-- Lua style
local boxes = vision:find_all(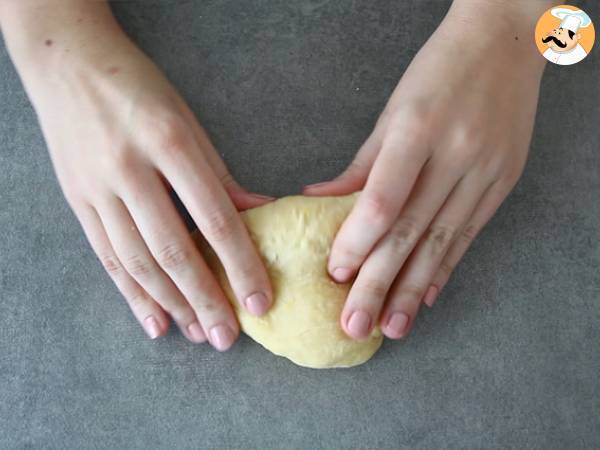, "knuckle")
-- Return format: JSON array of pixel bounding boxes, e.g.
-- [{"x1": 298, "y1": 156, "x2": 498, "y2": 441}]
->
[
  {"x1": 62, "y1": 186, "x2": 83, "y2": 209},
  {"x1": 83, "y1": 184, "x2": 112, "y2": 206},
  {"x1": 360, "y1": 278, "x2": 389, "y2": 300},
  {"x1": 397, "y1": 283, "x2": 426, "y2": 302},
  {"x1": 361, "y1": 191, "x2": 395, "y2": 227},
  {"x1": 387, "y1": 217, "x2": 420, "y2": 252},
  {"x1": 499, "y1": 165, "x2": 524, "y2": 188},
  {"x1": 385, "y1": 116, "x2": 428, "y2": 148},
  {"x1": 446, "y1": 149, "x2": 479, "y2": 174},
  {"x1": 100, "y1": 254, "x2": 123, "y2": 276},
  {"x1": 336, "y1": 245, "x2": 367, "y2": 266},
  {"x1": 219, "y1": 172, "x2": 233, "y2": 191},
  {"x1": 474, "y1": 150, "x2": 503, "y2": 178},
  {"x1": 168, "y1": 305, "x2": 196, "y2": 323},
  {"x1": 156, "y1": 242, "x2": 191, "y2": 271},
  {"x1": 107, "y1": 146, "x2": 139, "y2": 179},
  {"x1": 450, "y1": 124, "x2": 483, "y2": 151},
  {"x1": 425, "y1": 224, "x2": 456, "y2": 255},
  {"x1": 232, "y1": 262, "x2": 262, "y2": 287},
  {"x1": 123, "y1": 254, "x2": 155, "y2": 277},
  {"x1": 407, "y1": 99, "x2": 433, "y2": 121},
  {"x1": 455, "y1": 148, "x2": 480, "y2": 171},
  {"x1": 461, "y1": 224, "x2": 479, "y2": 244},
  {"x1": 386, "y1": 102, "x2": 432, "y2": 140},
  {"x1": 127, "y1": 290, "x2": 150, "y2": 309},
  {"x1": 219, "y1": 172, "x2": 235, "y2": 188},
  {"x1": 192, "y1": 300, "x2": 220, "y2": 316},
  {"x1": 344, "y1": 160, "x2": 364, "y2": 178},
  {"x1": 438, "y1": 261, "x2": 454, "y2": 278},
  {"x1": 147, "y1": 114, "x2": 190, "y2": 155},
  {"x1": 202, "y1": 208, "x2": 237, "y2": 243}
]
